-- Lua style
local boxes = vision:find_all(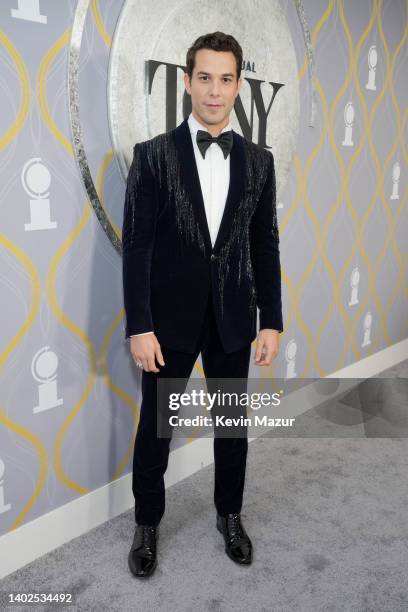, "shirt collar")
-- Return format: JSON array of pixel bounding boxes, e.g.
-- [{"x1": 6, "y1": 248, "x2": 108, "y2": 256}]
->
[{"x1": 187, "y1": 112, "x2": 231, "y2": 137}]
